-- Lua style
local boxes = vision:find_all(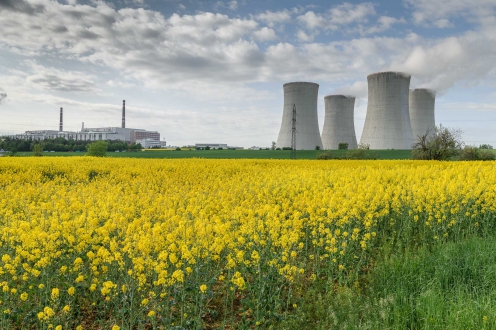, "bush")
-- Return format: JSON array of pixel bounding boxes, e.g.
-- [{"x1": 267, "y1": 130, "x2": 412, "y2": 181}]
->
[
  {"x1": 86, "y1": 141, "x2": 108, "y2": 157},
  {"x1": 315, "y1": 145, "x2": 320, "y2": 150},
  {"x1": 459, "y1": 146, "x2": 480, "y2": 161},
  {"x1": 412, "y1": 125, "x2": 463, "y2": 160},
  {"x1": 479, "y1": 149, "x2": 495, "y2": 161},
  {"x1": 175, "y1": 147, "x2": 181, "y2": 151},
  {"x1": 338, "y1": 143, "x2": 348, "y2": 150},
  {"x1": 316, "y1": 151, "x2": 337, "y2": 160},
  {"x1": 282, "y1": 147, "x2": 292, "y2": 150},
  {"x1": 479, "y1": 144, "x2": 493, "y2": 149},
  {"x1": 345, "y1": 148, "x2": 378, "y2": 160},
  {"x1": 459, "y1": 146, "x2": 495, "y2": 161}
]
